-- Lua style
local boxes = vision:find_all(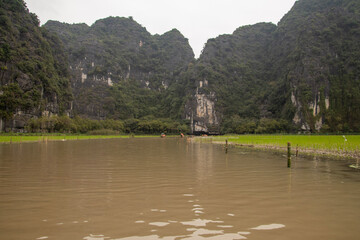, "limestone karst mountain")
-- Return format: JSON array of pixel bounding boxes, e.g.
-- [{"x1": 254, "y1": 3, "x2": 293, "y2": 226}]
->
[
  {"x1": 0, "y1": 0, "x2": 72, "y2": 130},
  {"x1": 1, "y1": 0, "x2": 360, "y2": 133},
  {"x1": 184, "y1": 0, "x2": 360, "y2": 133},
  {"x1": 44, "y1": 17, "x2": 194, "y2": 119}
]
